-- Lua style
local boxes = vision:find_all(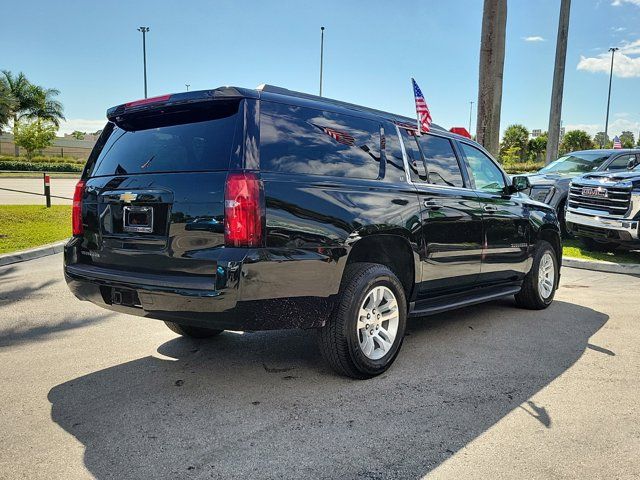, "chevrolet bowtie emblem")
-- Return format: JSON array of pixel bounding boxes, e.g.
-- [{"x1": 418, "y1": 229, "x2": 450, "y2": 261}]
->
[{"x1": 120, "y1": 192, "x2": 137, "y2": 203}]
